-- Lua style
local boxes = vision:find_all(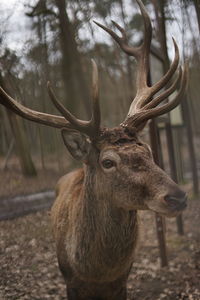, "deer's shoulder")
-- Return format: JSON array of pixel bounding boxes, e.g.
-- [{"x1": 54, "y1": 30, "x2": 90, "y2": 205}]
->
[
  {"x1": 51, "y1": 168, "x2": 84, "y2": 235},
  {"x1": 55, "y1": 168, "x2": 84, "y2": 197}
]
